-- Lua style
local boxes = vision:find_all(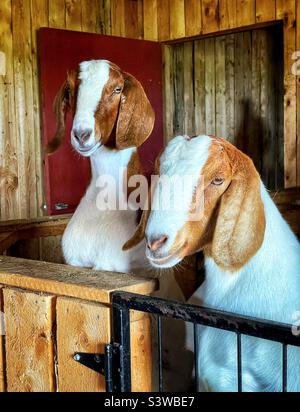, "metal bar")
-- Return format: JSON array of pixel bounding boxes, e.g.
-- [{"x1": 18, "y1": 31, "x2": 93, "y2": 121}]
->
[
  {"x1": 105, "y1": 345, "x2": 113, "y2": 392},
  {"x1": 282, "y1": 343, "x2": 288, "y2": 392},
  {"x1": 112, "y1": 305, "x2": 131, "y2": 392},
  {"x1": 112, "y1": 292, "x2": 300, "y2": 347},
  {"x1": 237, "y1": 333, "x2": 242, "y2": 392},
  {"x1": 157, "y1": 315, "x2": 163, "y2": 392},
  {"x1": 194, "y1": 323, "x2": 200, "y2": 392}
]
